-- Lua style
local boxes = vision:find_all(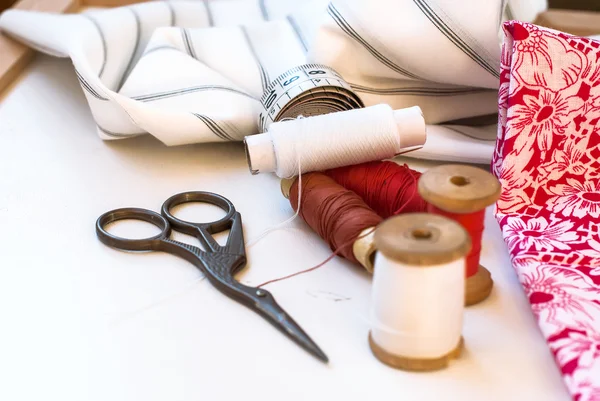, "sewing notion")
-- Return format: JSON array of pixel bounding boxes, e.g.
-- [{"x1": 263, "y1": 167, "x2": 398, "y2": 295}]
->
[
  {"x1": 256, "y1": 64, "x2": 363, "y2": 133},
  {"x1": 245, "y1": 104, "x2": 426, "y2": 177},
  {"x1": 369, "y1": 213, "x2": 470, "y2": 371},
  {"x1": 418, "y1": 165, "x2": 501, "y2": 305},
  {"x1": 95, "y1": 191, "x2": 328, "y2": 363},
  {"x1": 245, "y1": 64, "x2": 426, "y2": 176},
  {"x1": 279, "y1": 161, "x2": 425, "y2": 270},
  {"x1": 280, "y1": 162, "x2": 500, "y2": 307}
]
